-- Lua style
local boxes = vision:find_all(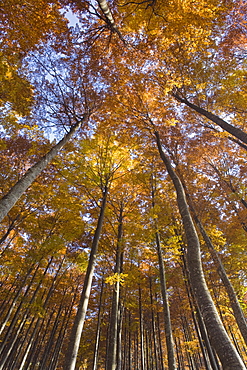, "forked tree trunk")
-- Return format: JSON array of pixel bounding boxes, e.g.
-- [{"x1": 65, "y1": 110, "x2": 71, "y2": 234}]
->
[
  {"x1": 154, "y1": 130, "x2": 246, "y2": 370},
  {"x1": 172, "y1": 93, "x2": 247, "y2": 145},
  {"x1": 64, "y1": 186, "x2": 108, "y2": 370},
  {"x1": 0, "y1": 116, "x2": 88, "y2": 223},
  {"x1": 96, "y1": 0, "x2": 126, "y2": 43}
]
